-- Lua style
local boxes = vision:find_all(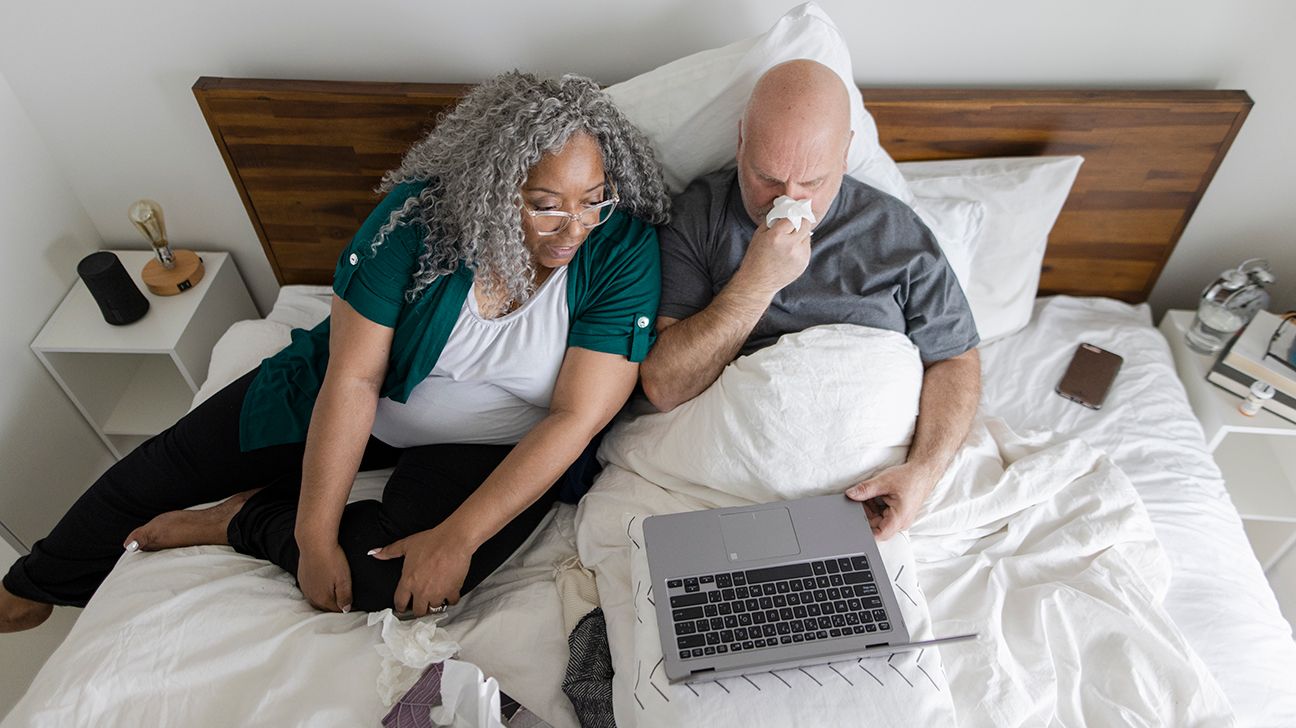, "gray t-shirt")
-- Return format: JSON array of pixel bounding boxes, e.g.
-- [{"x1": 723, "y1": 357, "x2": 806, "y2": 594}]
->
[{"x1": 658, "y1": 169, "x2": 979, "y2": 361}]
